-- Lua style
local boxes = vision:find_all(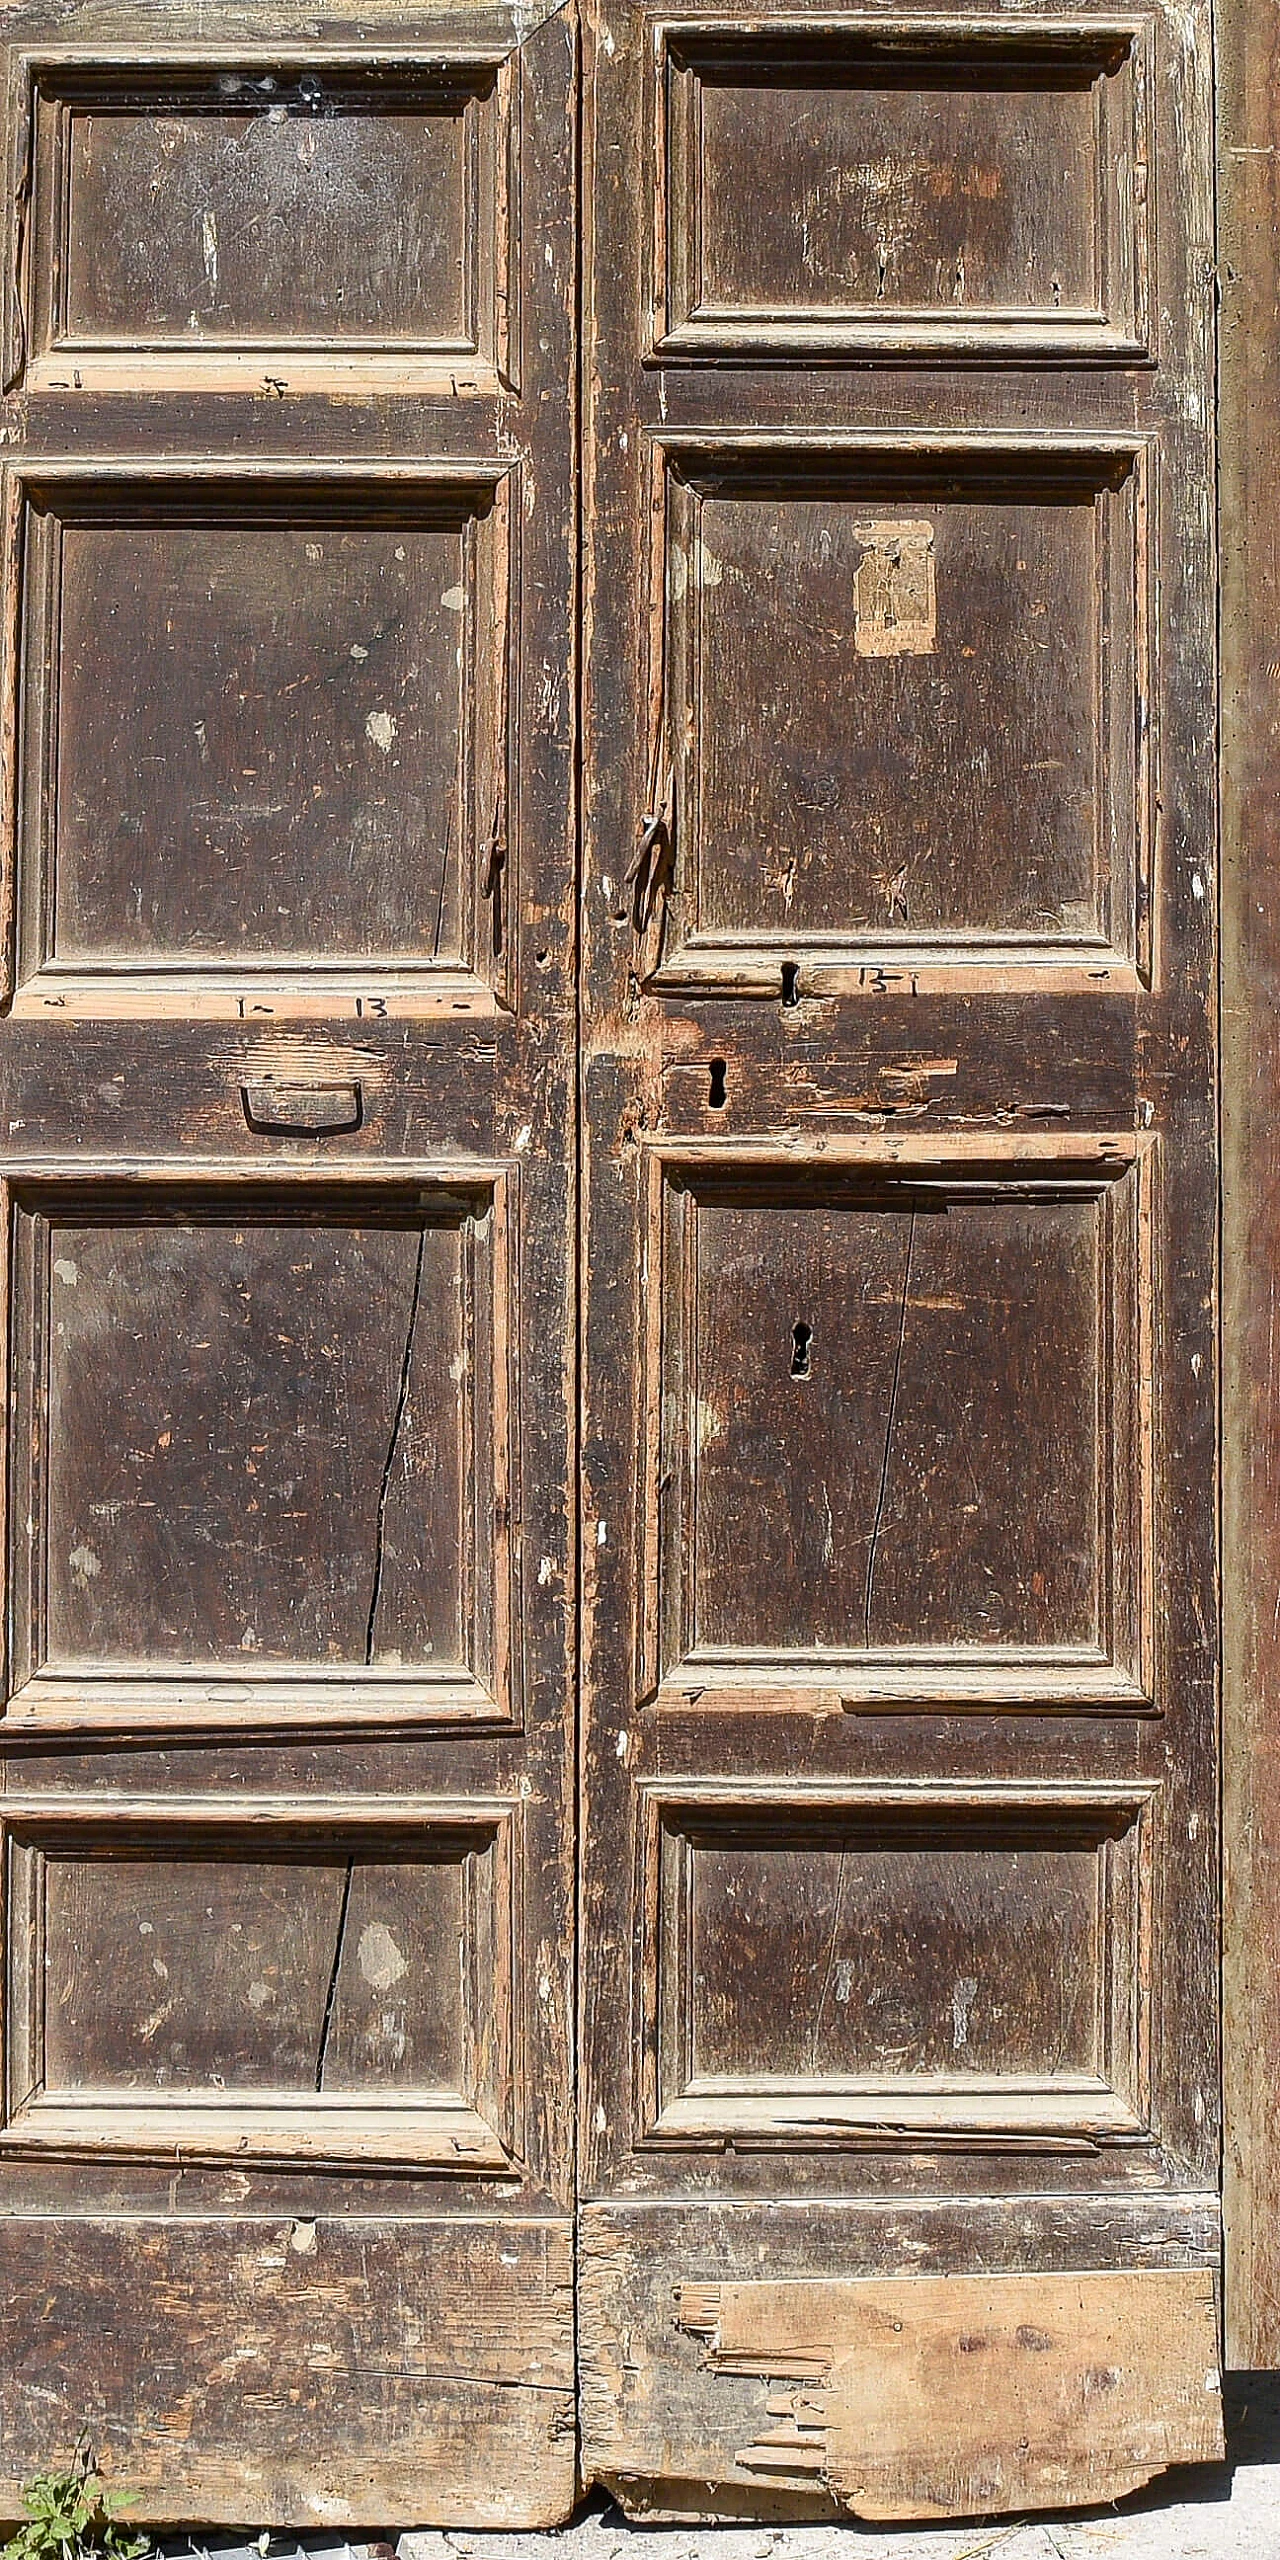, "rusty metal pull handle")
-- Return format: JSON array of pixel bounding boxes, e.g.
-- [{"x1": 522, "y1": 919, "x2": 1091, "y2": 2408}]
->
[
  {"x1": 241, "y1": 1081, "x2": 362, "y2": 1135},
  {"x1": 625, "y1": 802, "x2": 672, "y2": 933}
]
